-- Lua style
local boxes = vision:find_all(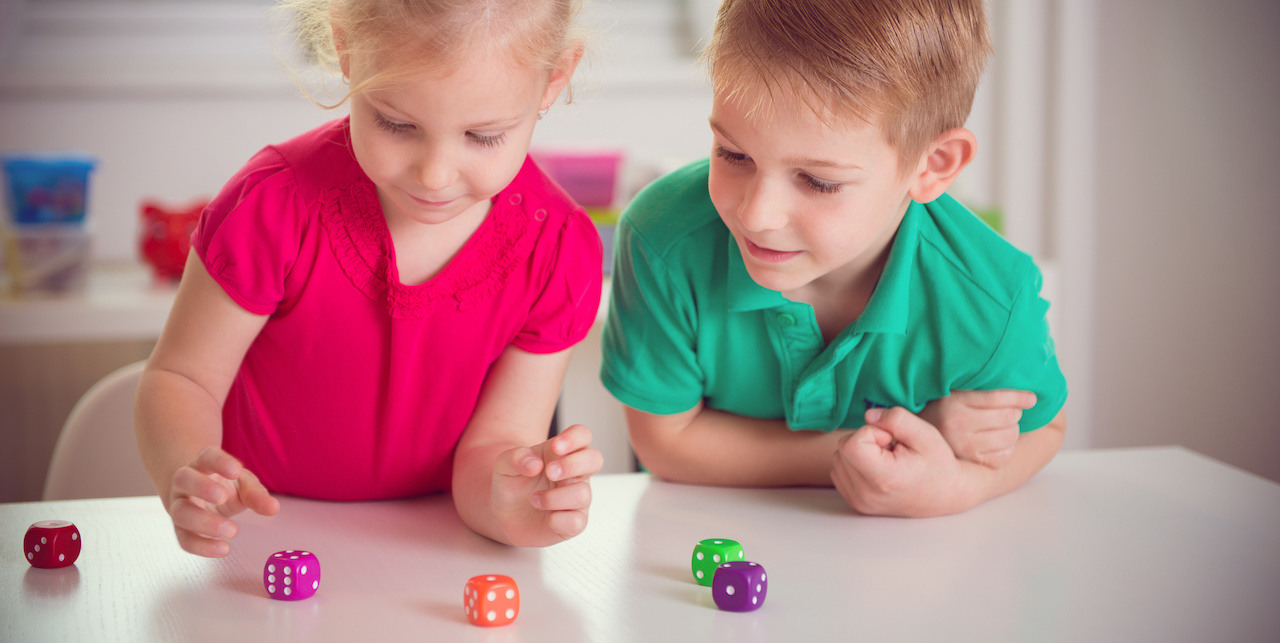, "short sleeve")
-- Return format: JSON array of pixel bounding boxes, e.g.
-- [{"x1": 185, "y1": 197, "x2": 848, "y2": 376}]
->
[
  {"x1": 192, "y1": 147, "x2": 308, "y2": 316},
  {"x1": 600, "y1": 217, "x2": 704, "y2": 415},
  {"x1": 512, "y1": 210, "x2": 604, "y2": 353},
  {"x1": 962, "y1": 265, "x2": 1069, "y2": 431}
]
